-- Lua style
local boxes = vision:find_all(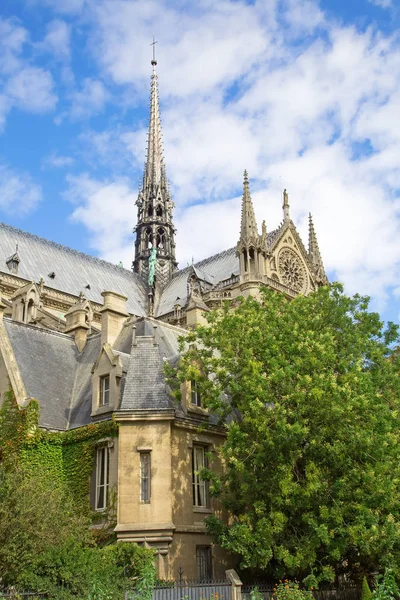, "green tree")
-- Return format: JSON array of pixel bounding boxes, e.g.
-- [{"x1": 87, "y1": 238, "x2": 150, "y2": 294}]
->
[{"x1": 168, "y1": 285, "x2": 400, "y2": 584}]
